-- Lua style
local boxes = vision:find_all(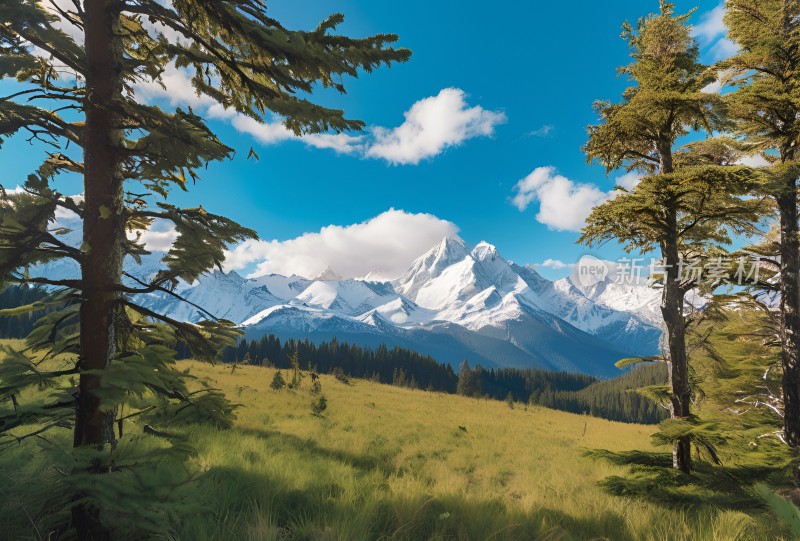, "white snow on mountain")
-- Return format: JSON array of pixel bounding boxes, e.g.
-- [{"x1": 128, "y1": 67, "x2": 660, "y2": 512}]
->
[
  {"x1": 557, "y1": 273, "x2": 663, "y2": 327},
  {"x1": 31, "y1": 221, "x2": 670, "y2": 376}
]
